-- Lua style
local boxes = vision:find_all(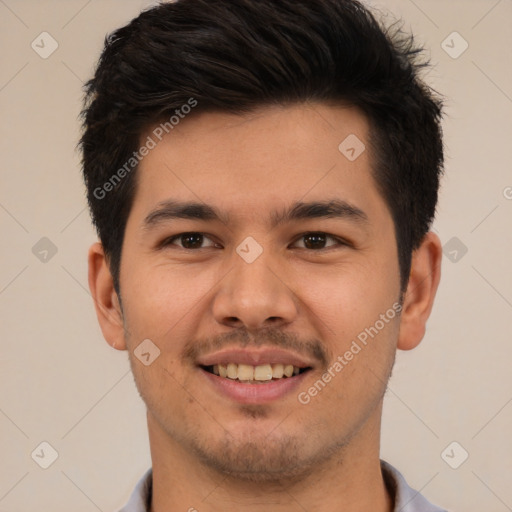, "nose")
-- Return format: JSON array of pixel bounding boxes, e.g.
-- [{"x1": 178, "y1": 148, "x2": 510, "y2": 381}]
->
[{"x1": 211, "y1": 245, "x2": 299, "y2": 331}]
